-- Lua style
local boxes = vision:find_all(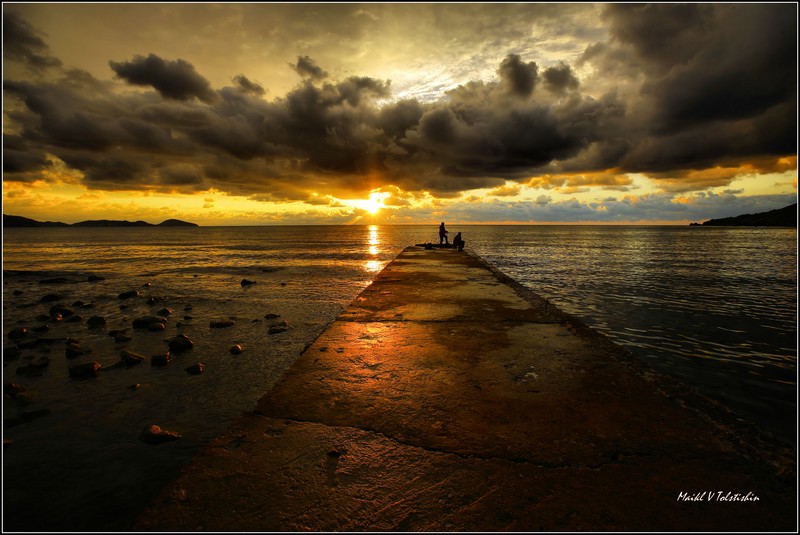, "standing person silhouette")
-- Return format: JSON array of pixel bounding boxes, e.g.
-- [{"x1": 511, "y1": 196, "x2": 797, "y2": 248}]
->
[{"x1": 438, "y1": 222, "x2": 449, "y2": 244}]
